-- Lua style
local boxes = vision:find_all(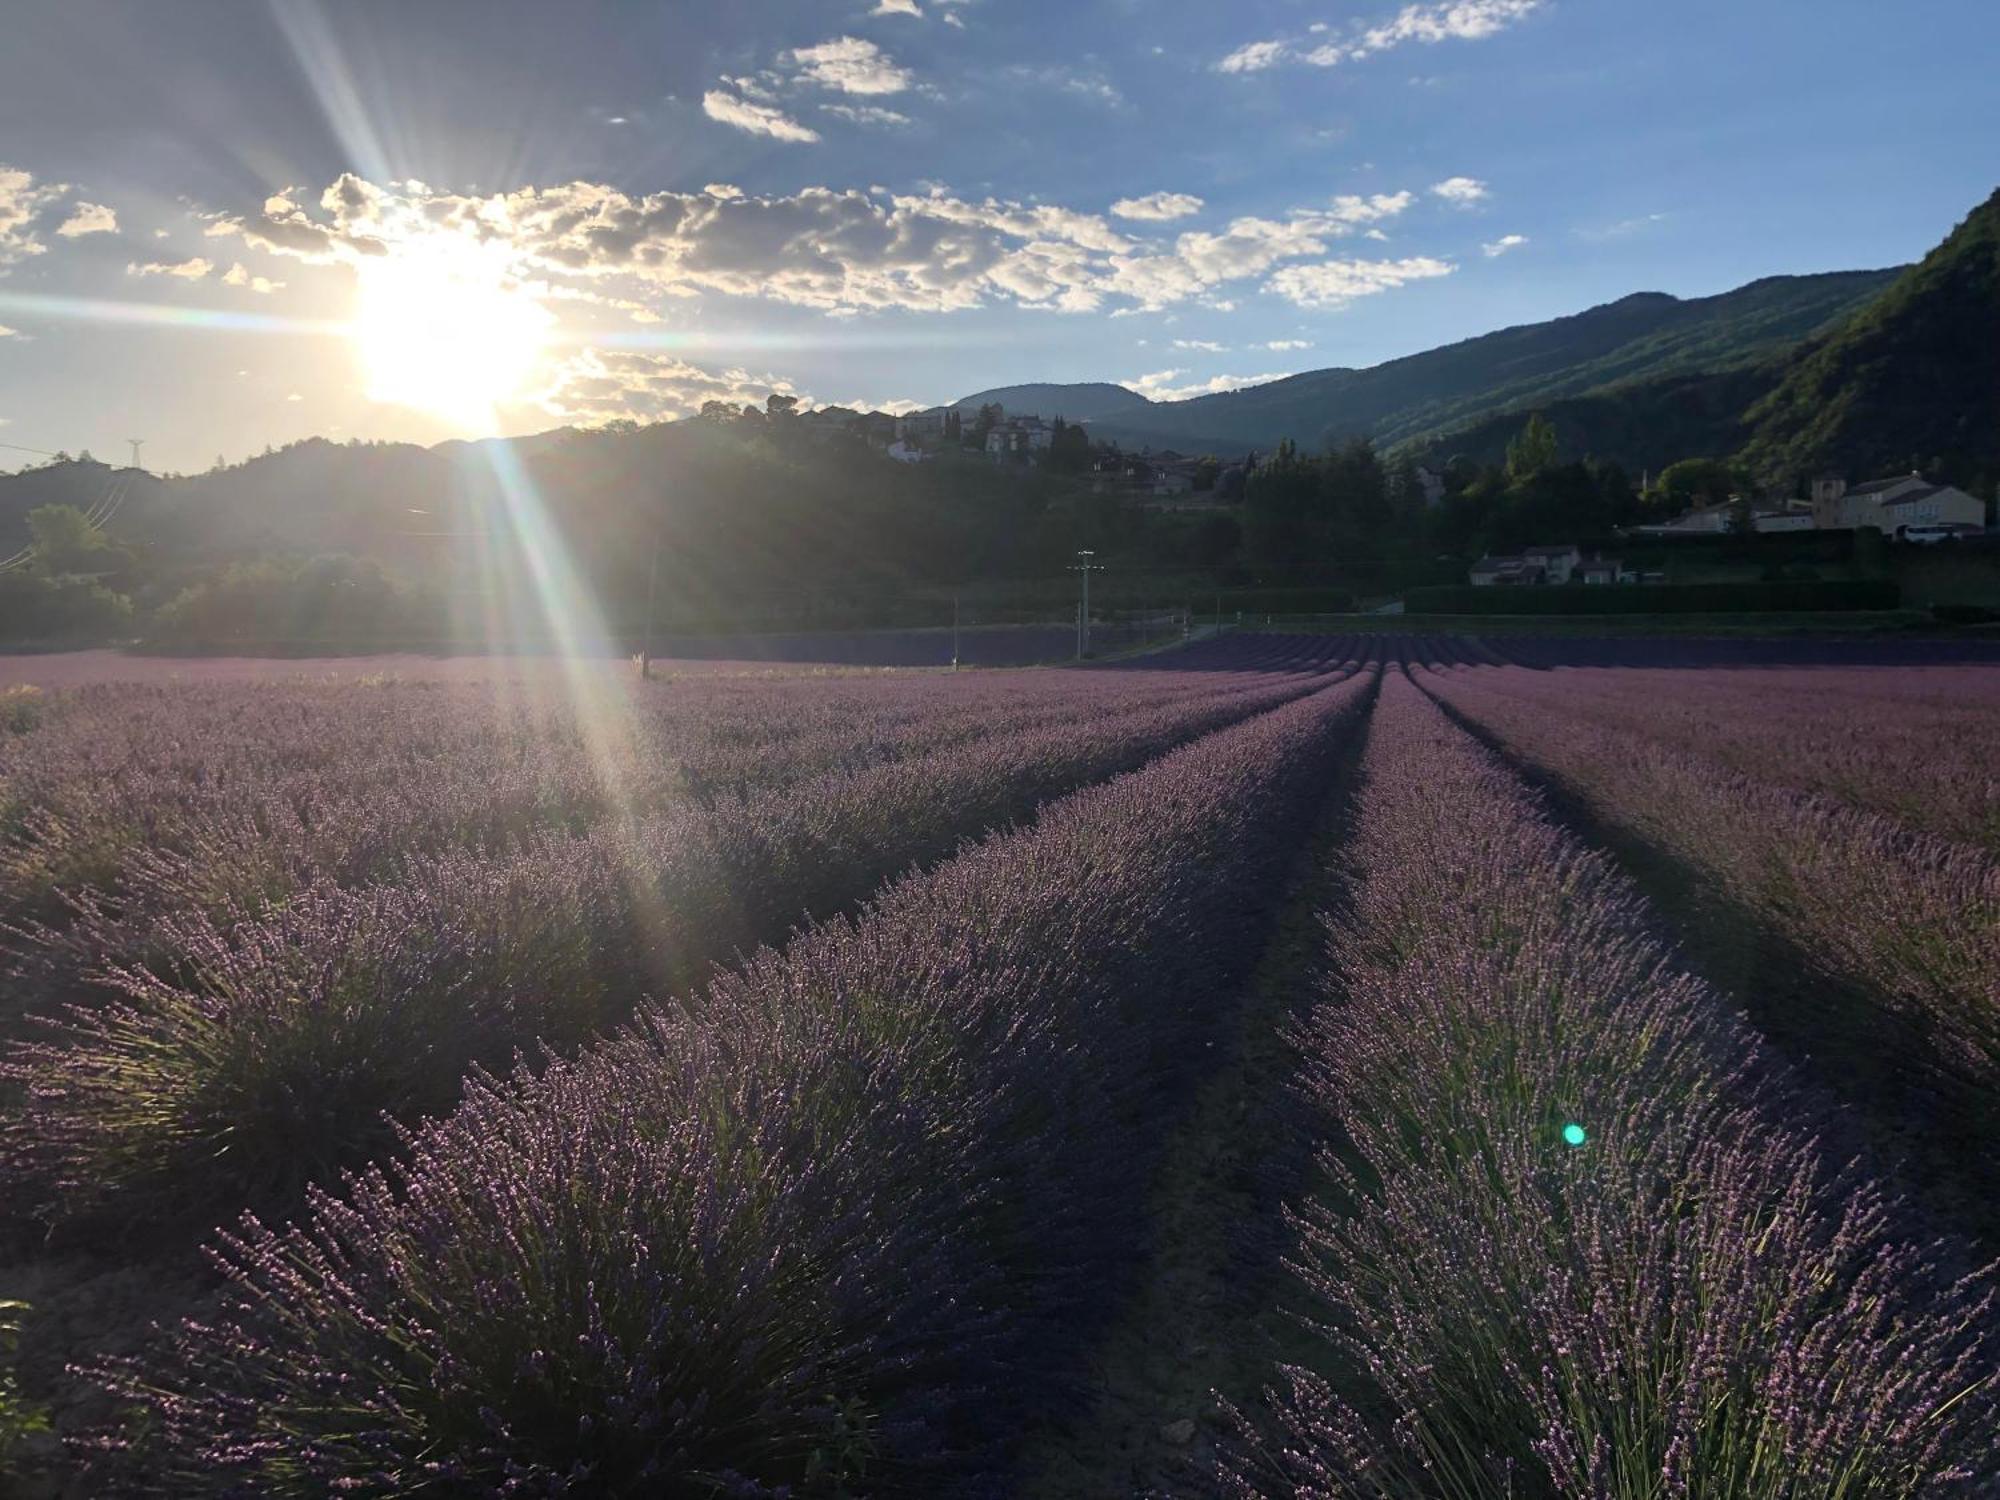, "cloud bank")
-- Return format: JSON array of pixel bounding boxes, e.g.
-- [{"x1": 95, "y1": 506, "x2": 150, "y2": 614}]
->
[{"x1": 205, "y1": 174, "x2": 1458, "y2": 317}]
